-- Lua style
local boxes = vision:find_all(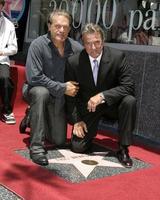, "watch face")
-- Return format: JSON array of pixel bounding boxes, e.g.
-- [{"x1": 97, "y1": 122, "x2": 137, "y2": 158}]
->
[{"x1": 3, "y1": 0, "x2": 26, "y2": 22}]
